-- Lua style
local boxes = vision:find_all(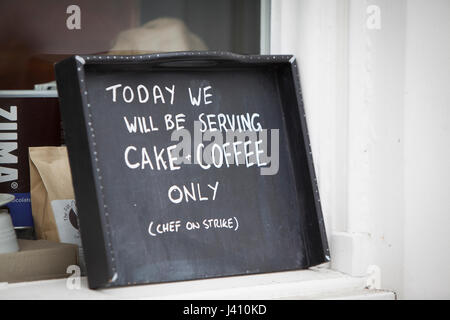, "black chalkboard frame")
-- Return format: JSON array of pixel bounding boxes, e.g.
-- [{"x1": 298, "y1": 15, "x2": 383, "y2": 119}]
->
[{"x1": 55, "y1": 51, "x2": 330, "y2": 289}]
